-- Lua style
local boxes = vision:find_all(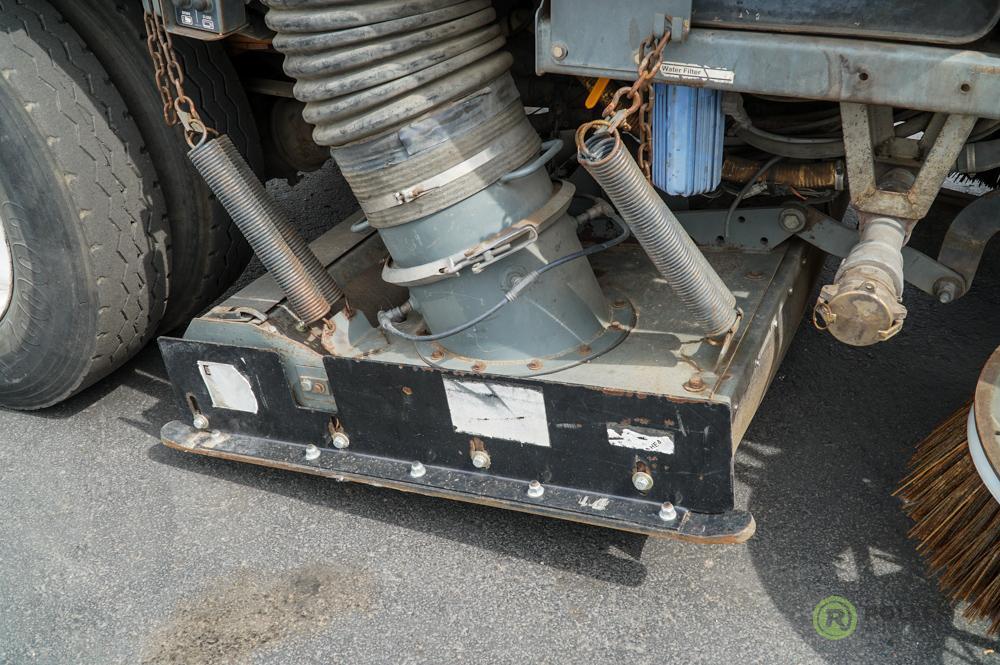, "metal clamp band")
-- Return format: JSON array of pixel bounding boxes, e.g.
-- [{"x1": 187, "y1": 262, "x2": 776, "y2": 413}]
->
[
  {"x1": 382, "y1": 180, "x2": 576, "y2": 287},
  {"x1": 364, "y1": 122, "x2": 542, "y2": 215}
]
